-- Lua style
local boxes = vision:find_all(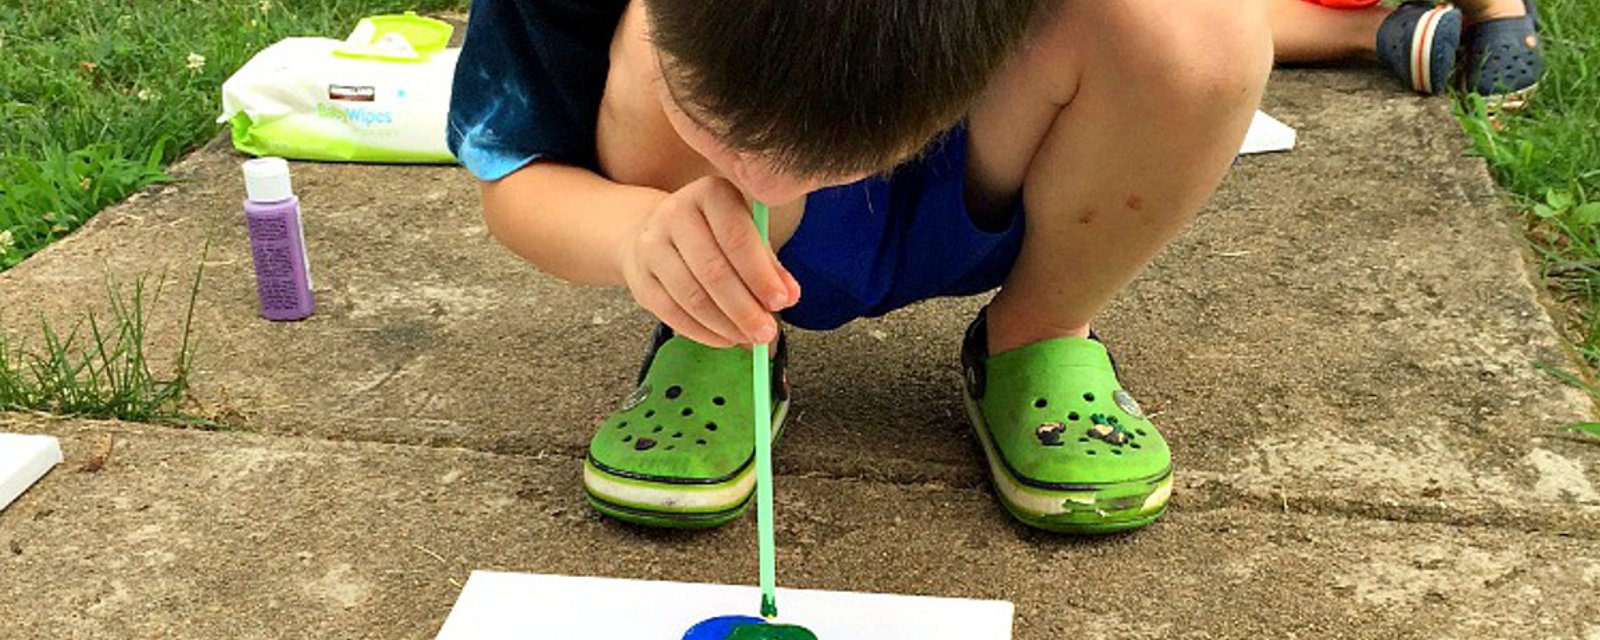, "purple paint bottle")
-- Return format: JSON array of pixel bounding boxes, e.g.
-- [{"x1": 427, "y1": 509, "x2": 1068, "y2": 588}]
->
[{"x1": 242, "y1": 158, "x2": 315, "y2": 321}]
